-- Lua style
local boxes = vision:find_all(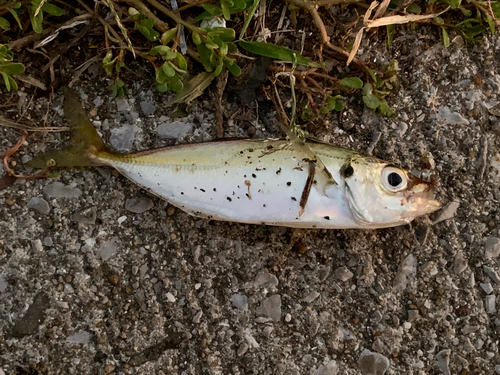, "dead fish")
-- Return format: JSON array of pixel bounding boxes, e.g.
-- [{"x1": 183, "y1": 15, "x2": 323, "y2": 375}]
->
[{"x1": 30, "y1": 88, "x2": 440, "y2": 229}]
